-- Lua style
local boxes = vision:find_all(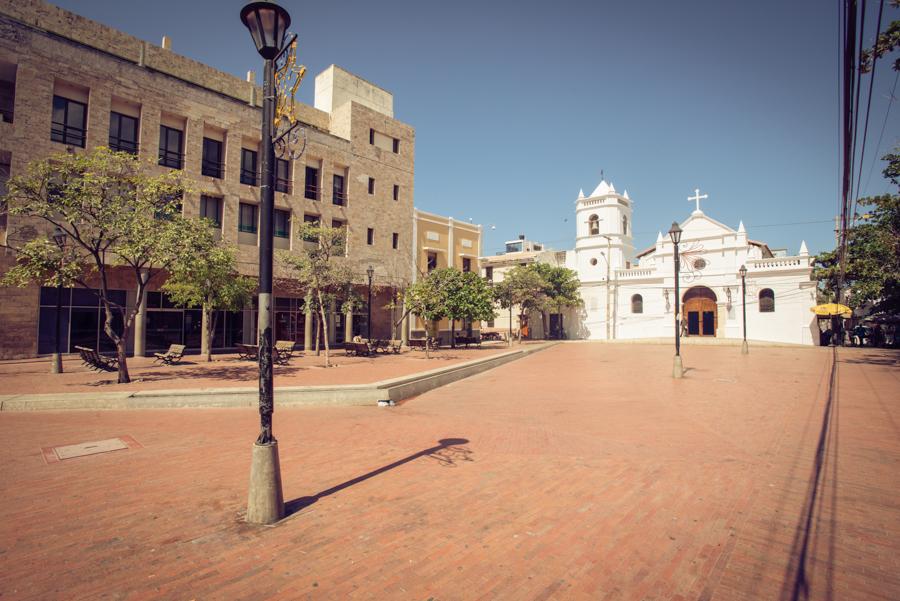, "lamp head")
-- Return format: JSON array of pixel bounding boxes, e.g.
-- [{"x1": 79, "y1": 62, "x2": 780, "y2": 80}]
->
[
  {"x1": 240, "y1": 2, "x2": 291, "y2": 60},
  {"x1": 52, "y1": 226, "x2": 67, "y2": 248},
  {"x1": 367, "y1": 265, "x2": 374, "y2": 280},
  {"x1": 668, "y1": 222, "x2": 682, "y2": 245},
  {"x1": 739, "y1": 264, "x2": 747, "y2": 278}
]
